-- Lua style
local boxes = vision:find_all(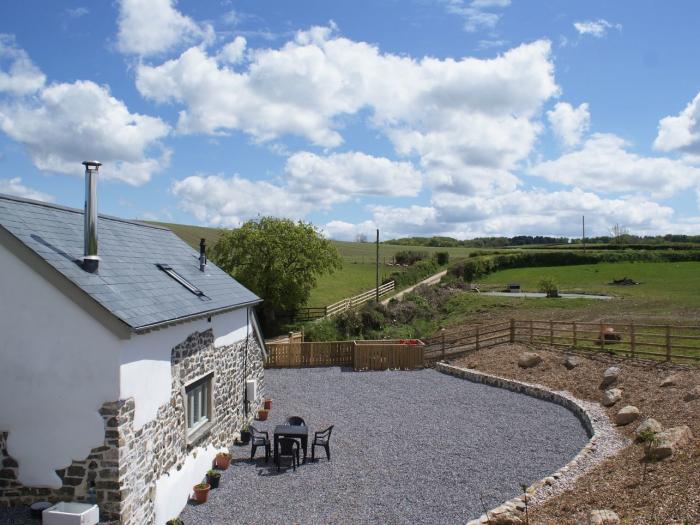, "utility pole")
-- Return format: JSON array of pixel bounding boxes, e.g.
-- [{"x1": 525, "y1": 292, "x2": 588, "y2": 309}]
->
[
  {"x1": 582, "y1": 215, "x2": 586, "y2": 254},
  {"x1": 376, "y1": 229, "x2": 380, "y2": 302}
]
